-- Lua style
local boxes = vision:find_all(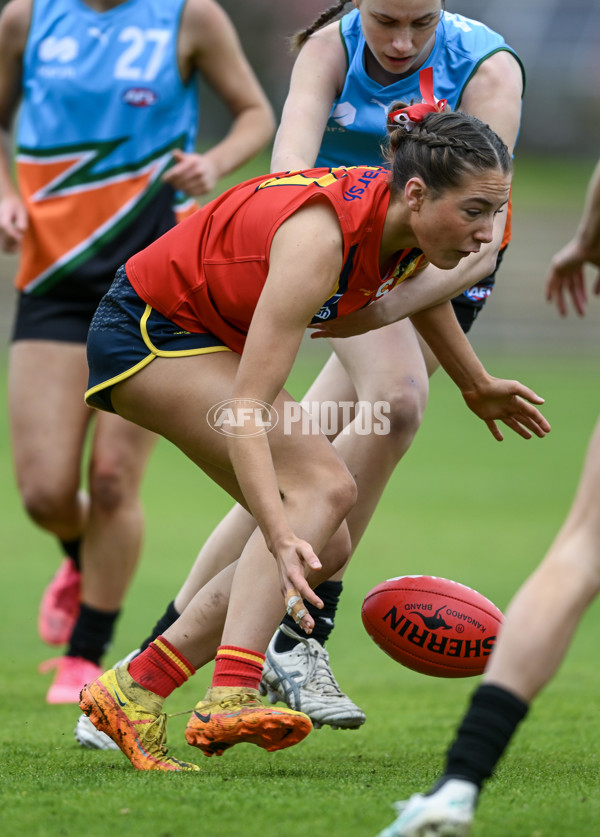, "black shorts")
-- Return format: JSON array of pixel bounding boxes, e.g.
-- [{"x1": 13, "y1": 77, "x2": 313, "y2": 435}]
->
[
  {"x1": 450, "y1": 245, "x2": 507, "y2": 334},
  {"x1": 11, "y1": 290, "x2": 105, "y2": 344}
]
